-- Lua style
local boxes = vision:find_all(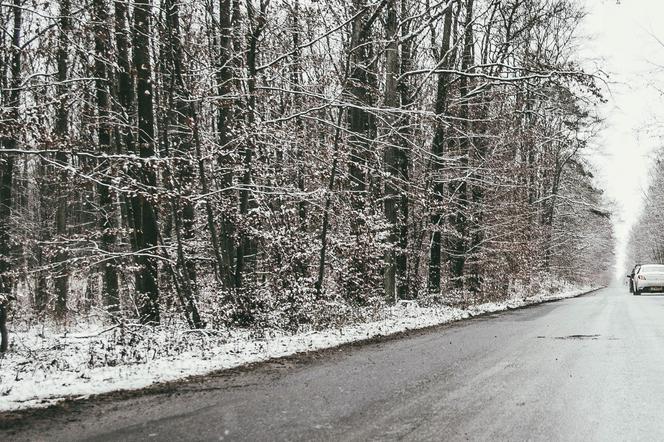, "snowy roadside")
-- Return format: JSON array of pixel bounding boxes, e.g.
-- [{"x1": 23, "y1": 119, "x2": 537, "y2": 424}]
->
[{"x1": 0, "y1": 284, "x2": 598, "y2": 412}]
